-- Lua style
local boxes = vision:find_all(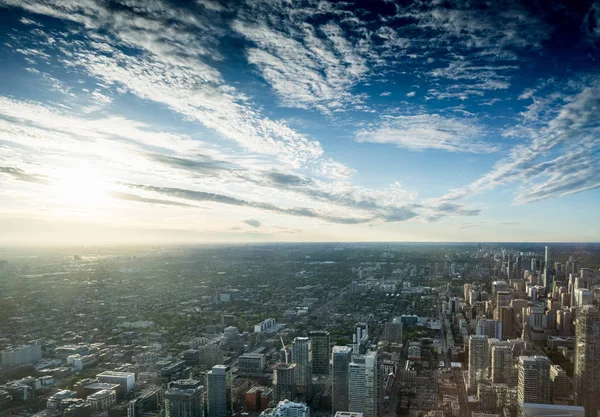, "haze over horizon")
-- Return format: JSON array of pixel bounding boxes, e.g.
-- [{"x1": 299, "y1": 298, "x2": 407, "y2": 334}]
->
[{"x1": 0, "y1": 0, "x2": 599, "y2": 245}]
